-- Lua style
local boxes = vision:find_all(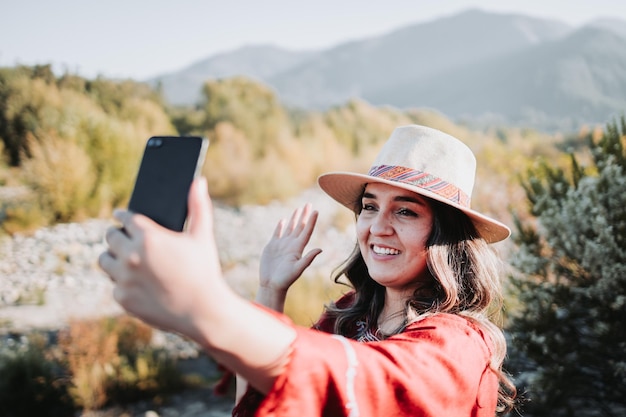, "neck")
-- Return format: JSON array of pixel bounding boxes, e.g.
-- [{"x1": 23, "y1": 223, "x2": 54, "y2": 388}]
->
[
  {"x1": 382, "y1": 289, "x2": 408, "y2": 312},
  {"x1": 378, "y1": 281, "x2": 436, "y2": 333},
  {"x1": 377, "y1": 290, "x2": 408, "y2": 334},
  {"x1": 383, "y1": 281, "x2": 429, "y2": 310}
]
